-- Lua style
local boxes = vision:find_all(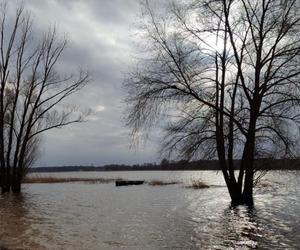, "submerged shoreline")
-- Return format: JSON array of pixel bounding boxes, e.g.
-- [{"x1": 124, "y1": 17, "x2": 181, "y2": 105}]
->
[{"x1": 23, "y1": 176, "x2": 211, "y2": 189}]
